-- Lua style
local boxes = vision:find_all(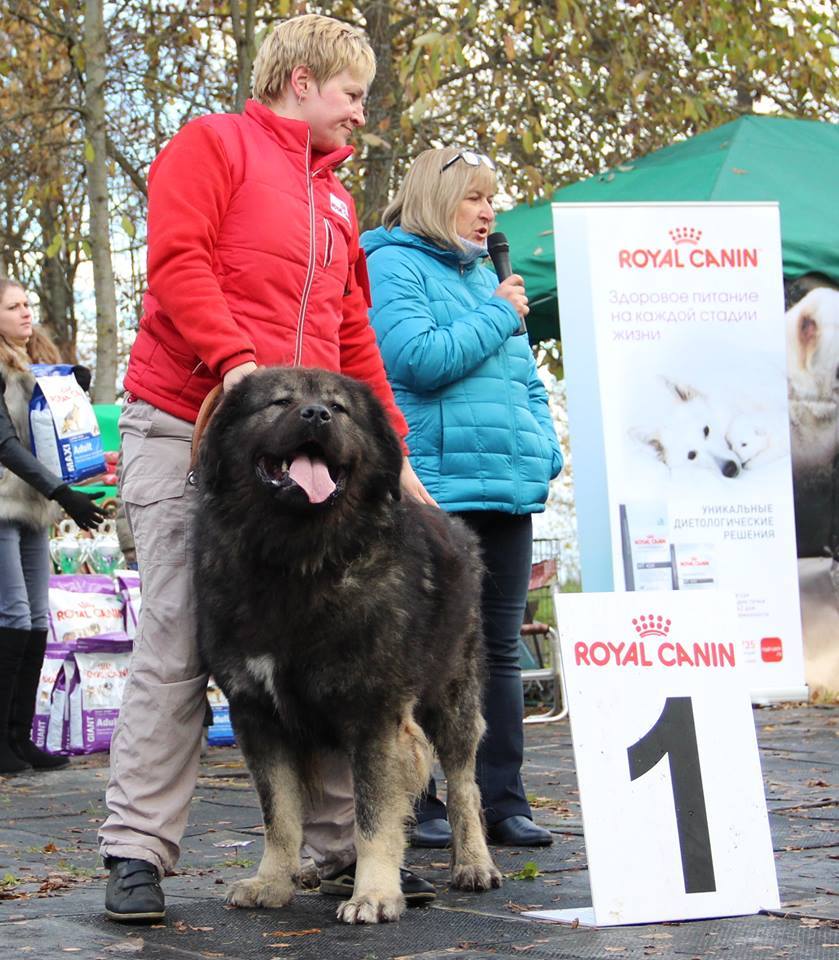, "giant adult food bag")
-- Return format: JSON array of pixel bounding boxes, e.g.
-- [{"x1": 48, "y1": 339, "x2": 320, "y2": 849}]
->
[
  {"x1": 29, "y1": 364, "x2": 105, "y2": 483},
  {"x1": 31, "y1": 640, "x2": 76, "y2": 750},
  {"x1": 46, "y1": 633, "x2": 132, "y2": 755}
]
